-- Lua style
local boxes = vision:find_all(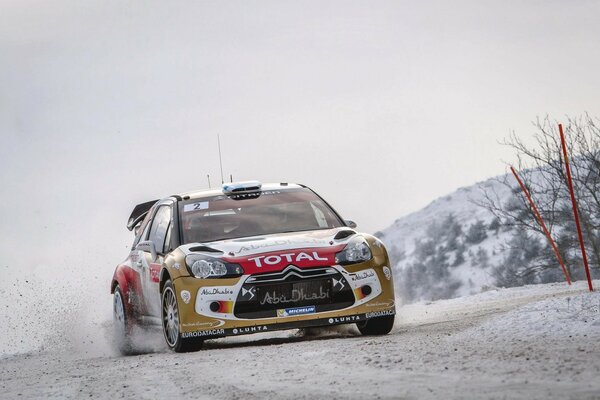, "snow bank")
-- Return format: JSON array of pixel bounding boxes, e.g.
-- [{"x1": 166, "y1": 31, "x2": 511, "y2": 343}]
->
[
  {"x1": 463, "y1": 290, "x2": 600, "y2": 342},
  {"x1": 396, "y1": 279, "x2": 598, "y2": 328}
]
